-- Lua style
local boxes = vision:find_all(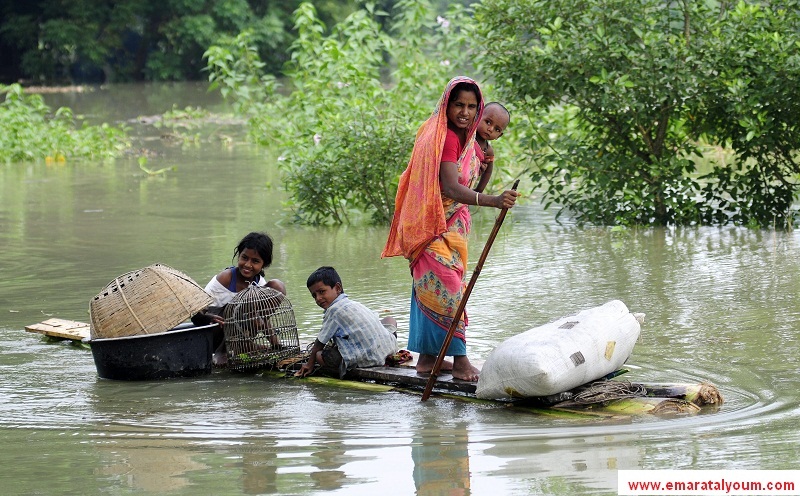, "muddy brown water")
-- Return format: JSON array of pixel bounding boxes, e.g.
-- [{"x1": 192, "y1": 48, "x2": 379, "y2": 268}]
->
[{"x1": 1, "y1": 83, "x2": 799, "y2": 495}]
